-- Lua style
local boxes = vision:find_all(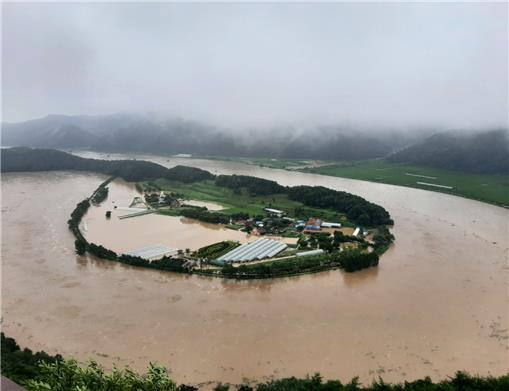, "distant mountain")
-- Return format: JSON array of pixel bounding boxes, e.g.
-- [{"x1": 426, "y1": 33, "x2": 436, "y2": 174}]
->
[
  {"x1": 387, "y1": 129, "x2": 509, "y2": 175},
  {"x1": 1, "y1": 113, "x2": 398, "y2": 161}
]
